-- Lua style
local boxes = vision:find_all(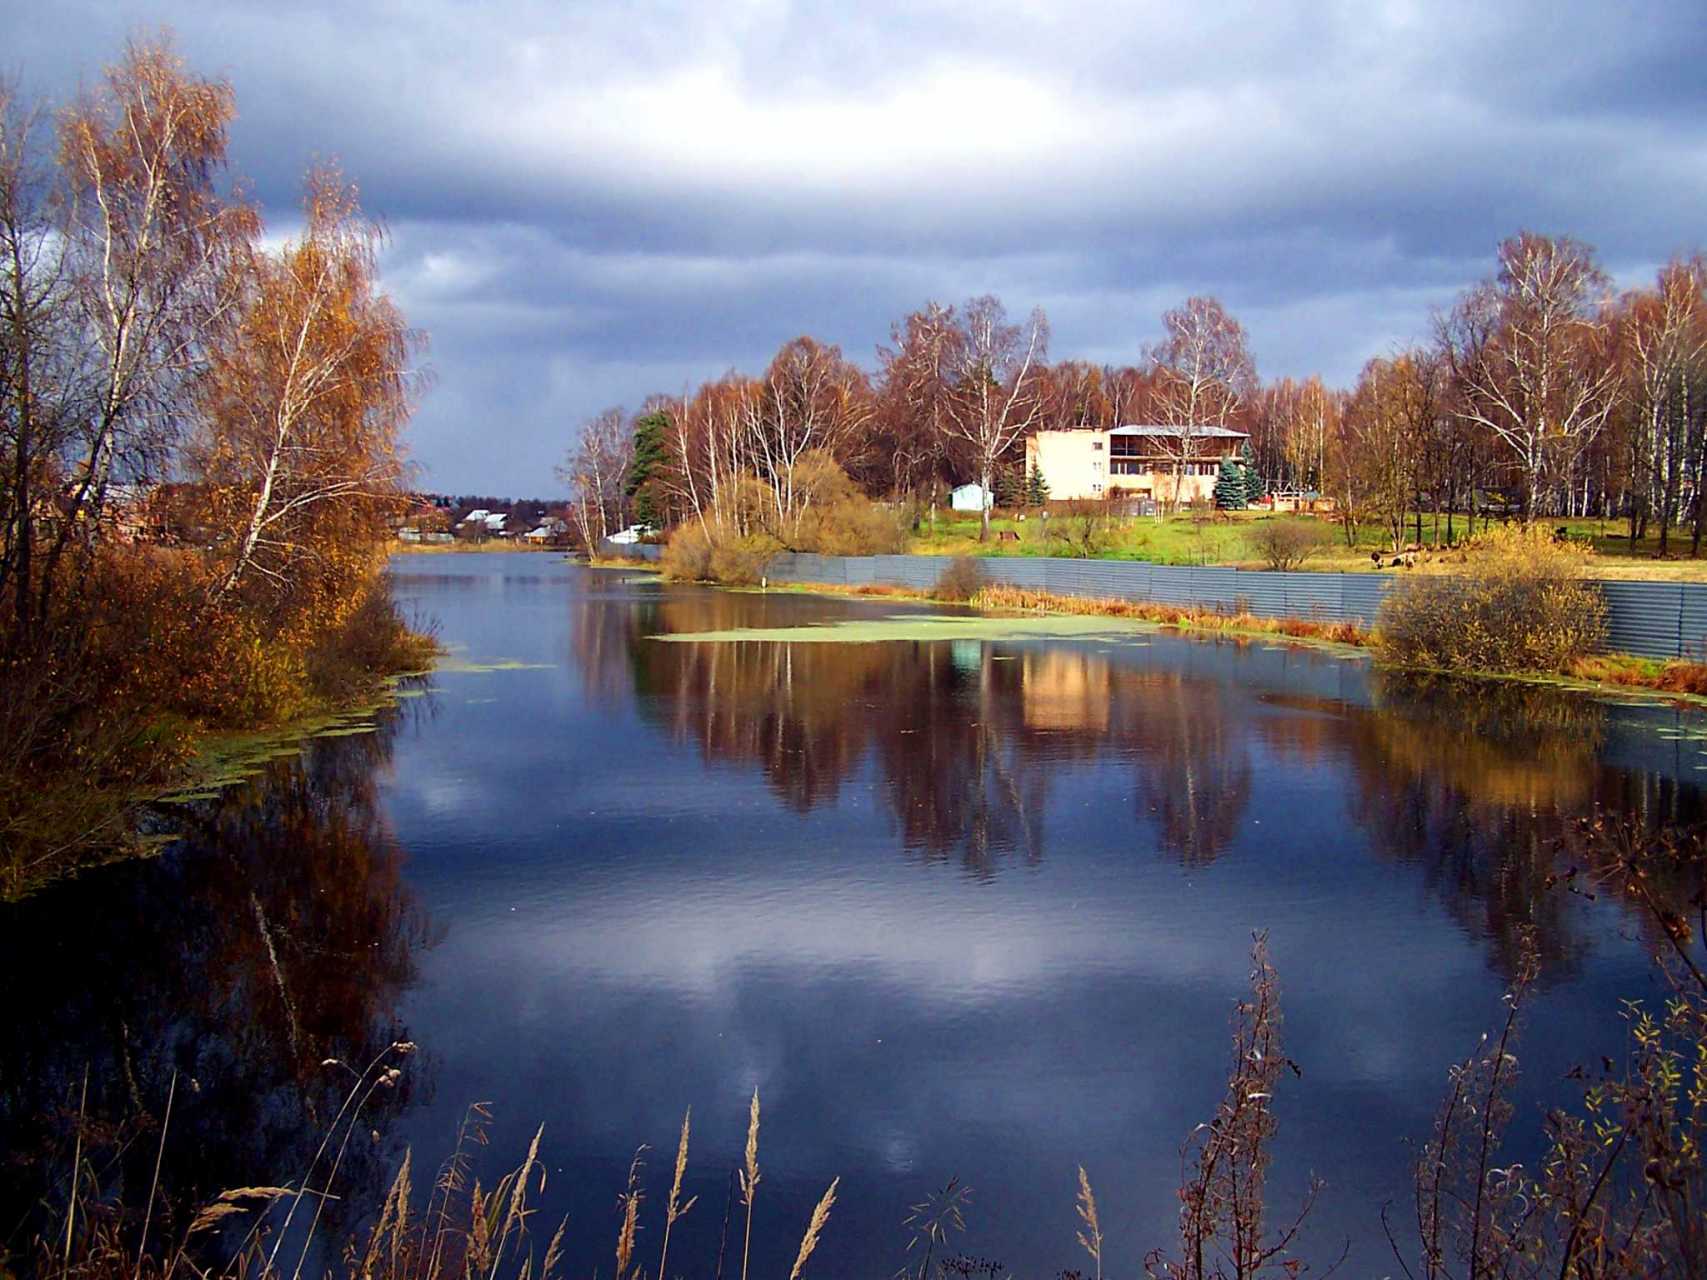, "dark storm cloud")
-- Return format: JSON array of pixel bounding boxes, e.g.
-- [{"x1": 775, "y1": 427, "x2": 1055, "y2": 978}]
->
[{"x1": 15, "y1": 0, "x2": 1707, "y2": 492}]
